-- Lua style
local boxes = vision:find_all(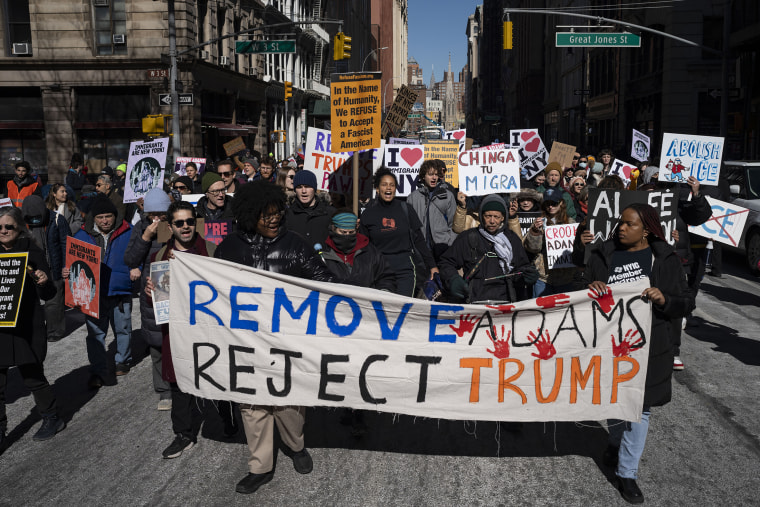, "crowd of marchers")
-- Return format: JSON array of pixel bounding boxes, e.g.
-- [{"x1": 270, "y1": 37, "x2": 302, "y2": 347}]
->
[{"x1": 1, "y1": 146, "x2": 722, "y2": 504}]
